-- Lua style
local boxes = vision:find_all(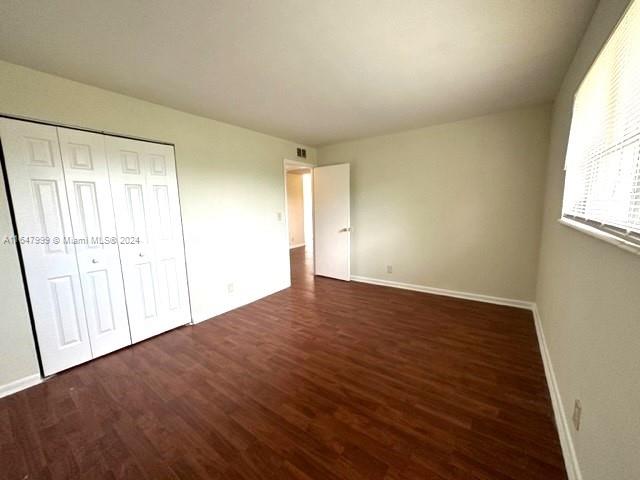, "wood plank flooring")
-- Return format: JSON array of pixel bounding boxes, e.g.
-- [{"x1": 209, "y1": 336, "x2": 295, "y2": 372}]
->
[{"x1": 0, "y1": 246, "x2": 566, "y2": 479}]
